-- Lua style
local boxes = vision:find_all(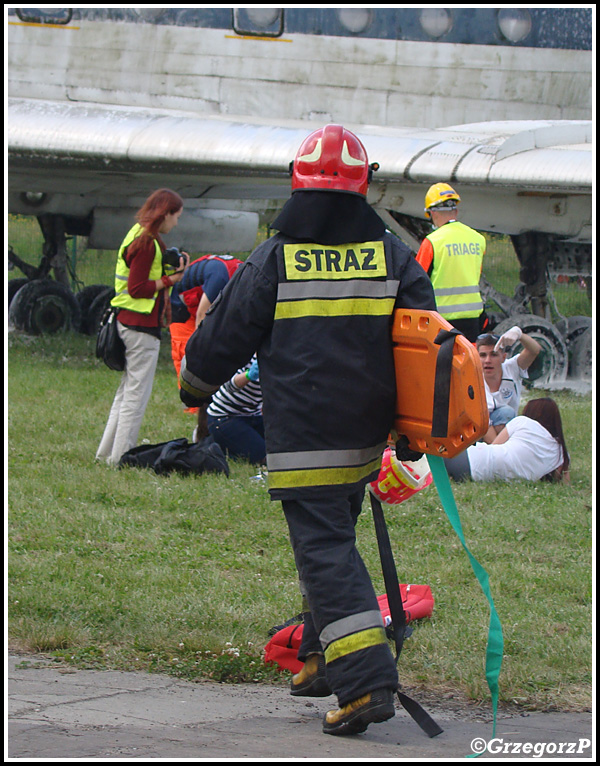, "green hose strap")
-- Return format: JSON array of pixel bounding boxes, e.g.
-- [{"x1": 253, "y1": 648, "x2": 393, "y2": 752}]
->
[{"x1": 427, "y1": 455, "x2": 504, "y2": 742}]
